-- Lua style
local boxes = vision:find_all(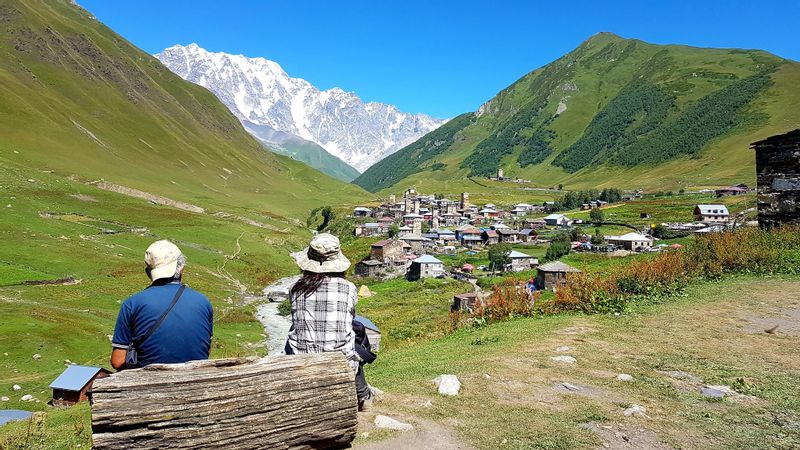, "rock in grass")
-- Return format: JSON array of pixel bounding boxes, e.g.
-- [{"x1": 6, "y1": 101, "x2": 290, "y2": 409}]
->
[
  {"x1": 434, "y1": 375, "x2": 461, "y2": 396},
  {"x1": 20, "y1": 394, "x2": 34, "y2": 402},
  {"x1": 555, "y1": 346, "x2": 571, "y2": 352},
  {"x1": 1, "y1": 396, "x2": 9, "y2": 401},
  {"x1": 616, "y1": 373, "x2": 634, "y2": 382},
  {"x1": 369, "y1": 385, "x2": 385, "y2": 397},
  {"x1": 12, "y1": 385, "x2": 21, "y2": 391},
  {"x1": 661, "y1": 370, "x2": 702, "y2": 383},
  {"x1": 551, "y1": 355, "x2": 577, "y2": 364},
  {"x1": 700, "y1": 384, "x2": 732, "y2": 398},
  {"x1": 623, "y1": 404, "x2": 649, "y2": 418},
  {"x1": 32, "y1": 354, "x2": 41, "y2": 360},
  {"x1": 374, "y1": 415, "x2": 413, "y2": 431},
  {"x1": 560, "y1": 382, "x2": 582, "y2": 392}
]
